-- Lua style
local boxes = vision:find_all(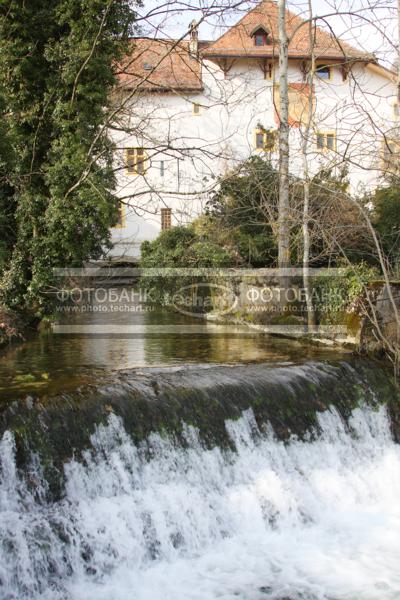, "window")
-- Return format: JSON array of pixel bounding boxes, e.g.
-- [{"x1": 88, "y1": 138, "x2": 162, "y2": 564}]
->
[
  {"x1": 160, "y1": 161, "x2": 165, "y2": 177},
  {"x1": 393, "y1": 103, "x2": 399, "y2": 119},
  {"x1": 125, "y1": 148, "x2": 147, "y2": 175},
  {"x1": 316, "y1": 64, "x2": 332, "y2": 80},
  {"x1": 252, "y1": 27, "x2": 270, "y2": 47},
  {"x1": 193, "y1": 103, "x2": 201, "y2": 115},
  {"x1": 255, "y1": 33, "x2": 265, "y2": 46},
  {"x1": 161, "y1": 208, "x2": 172, "y2": 230},
  {"x1": 316, "y1": 131, "x2": 336, "y2": 151},
  {"x1": 256, "y1": 131, "x2": 264, "y2": 149},
  {"x1": 255, "y1": 129, "x2": 278, "y2": 152}
]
